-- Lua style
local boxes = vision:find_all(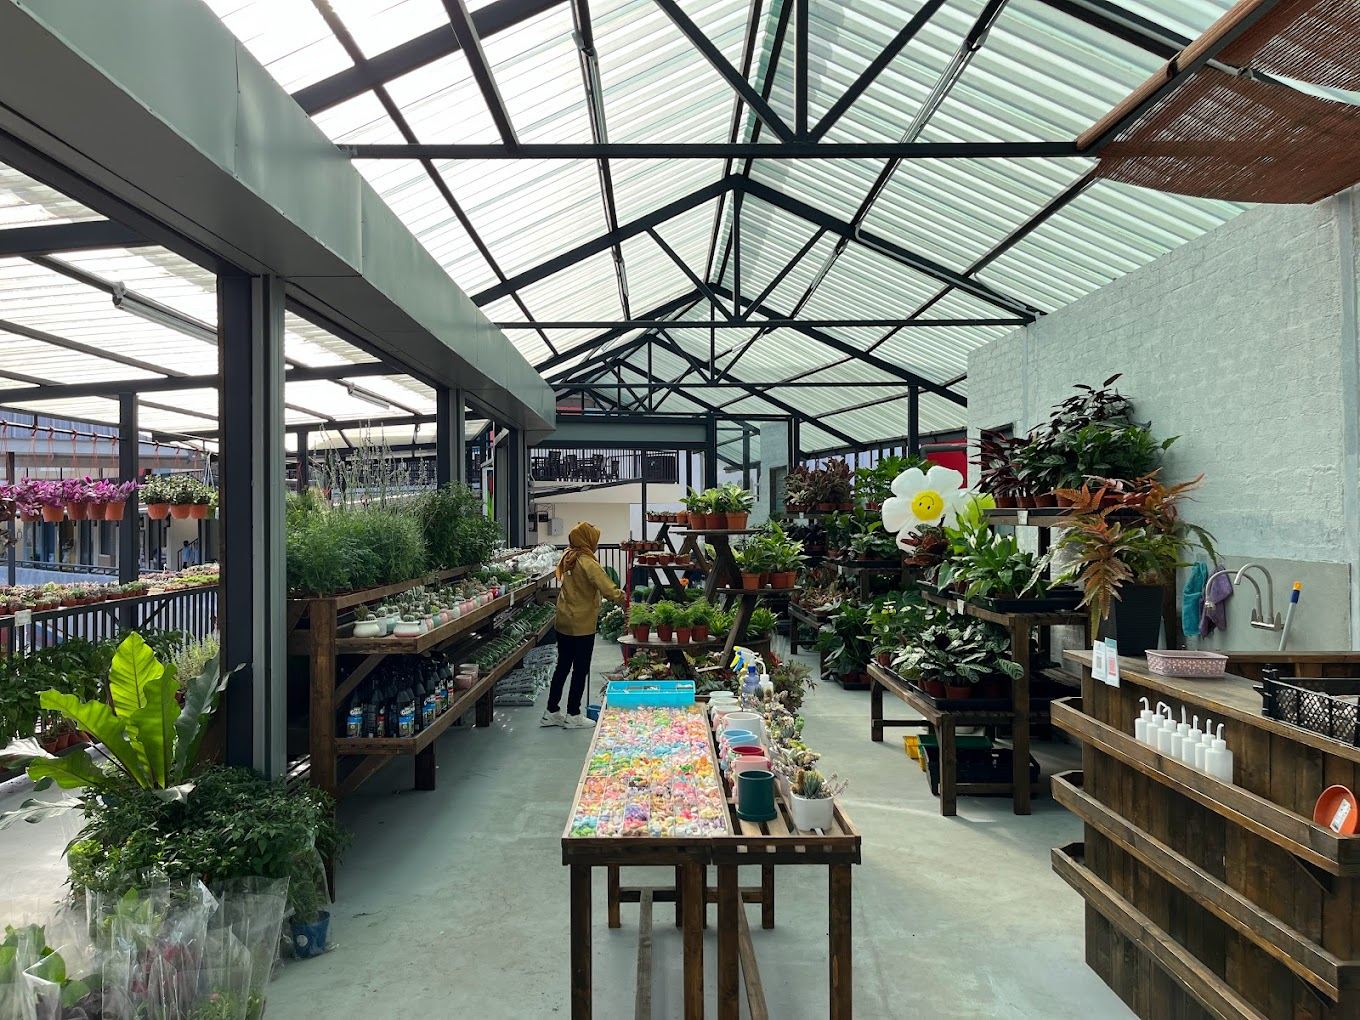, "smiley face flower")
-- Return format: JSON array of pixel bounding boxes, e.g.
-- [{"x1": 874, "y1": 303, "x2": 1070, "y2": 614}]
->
[{"x1": 881, "y1": 464, "x2": 967, "y2": 542}]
